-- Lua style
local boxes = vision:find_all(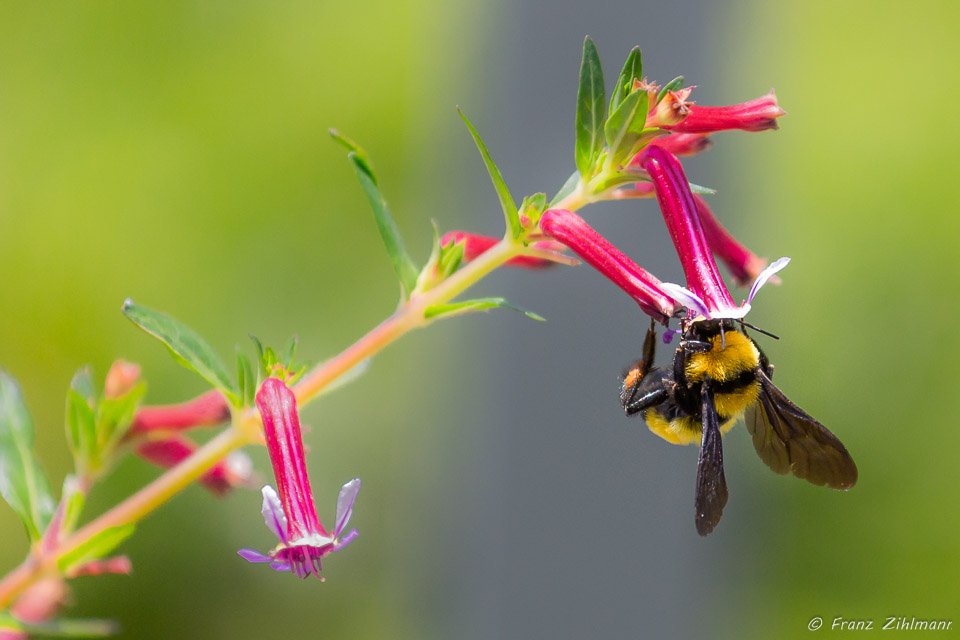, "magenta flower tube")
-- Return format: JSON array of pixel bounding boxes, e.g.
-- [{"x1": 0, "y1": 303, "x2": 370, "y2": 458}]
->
[
  {"x1": 663, "y1": 90, "x2": 785, "y2": 134},
  {"x1": 256, "y1": 378, "x2": 327, "y2": 540},
  {"x1": 539, "y1": 209, "x2": 680, "y2": 324},
  {"x1": 639, "y1": 147, "x2": 736, "y2": 315},
  {"x1": 238, "y1": 378, "x2": 360, "y2": 579}
]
